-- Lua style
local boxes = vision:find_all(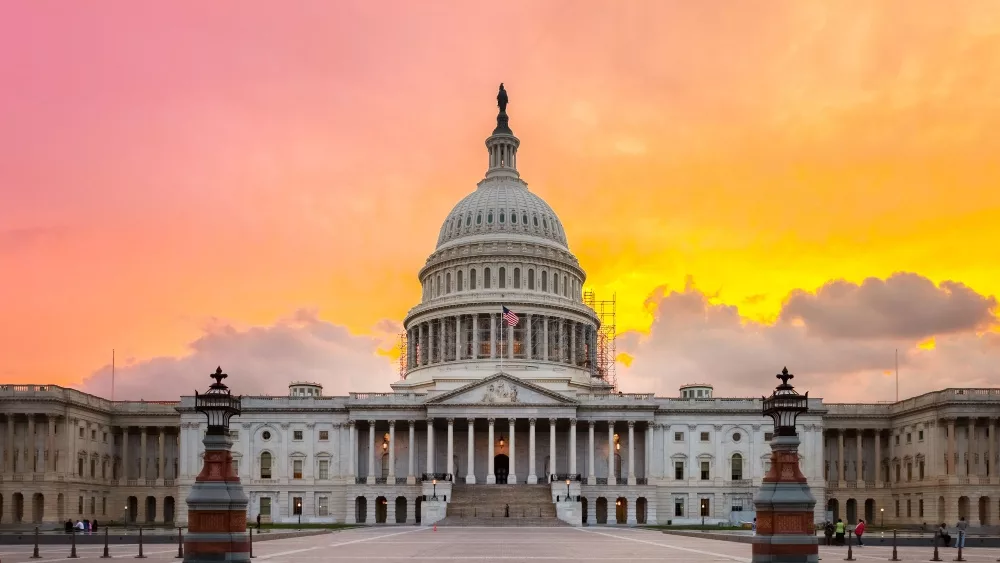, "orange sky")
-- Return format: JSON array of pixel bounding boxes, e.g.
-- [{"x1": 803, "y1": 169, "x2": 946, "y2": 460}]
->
[{"x1": 1, "y1": 1, "x2": 998, "y2": 400}]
